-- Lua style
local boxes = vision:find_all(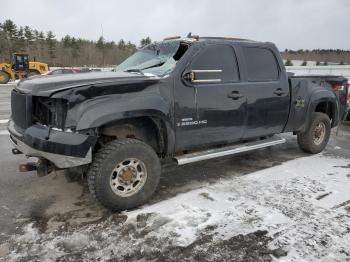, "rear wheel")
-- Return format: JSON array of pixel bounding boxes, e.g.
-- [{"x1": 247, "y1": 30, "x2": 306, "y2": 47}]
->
[
  {"x1": 0, "y1": 71, "x2": 10, "y2": 84},
  {"x1": 87, "y1": 138, "x2": 161, "y2": 211},
  {"x1": 297, "y1": 112, "x2": 331, "y2": 154}
]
